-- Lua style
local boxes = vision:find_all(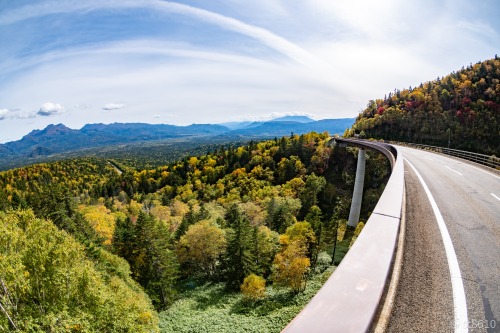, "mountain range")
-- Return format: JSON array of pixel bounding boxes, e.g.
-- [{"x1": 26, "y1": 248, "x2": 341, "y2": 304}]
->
[{"x1": 0, "y1": 116, "x2": 354, "y2": 170}]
